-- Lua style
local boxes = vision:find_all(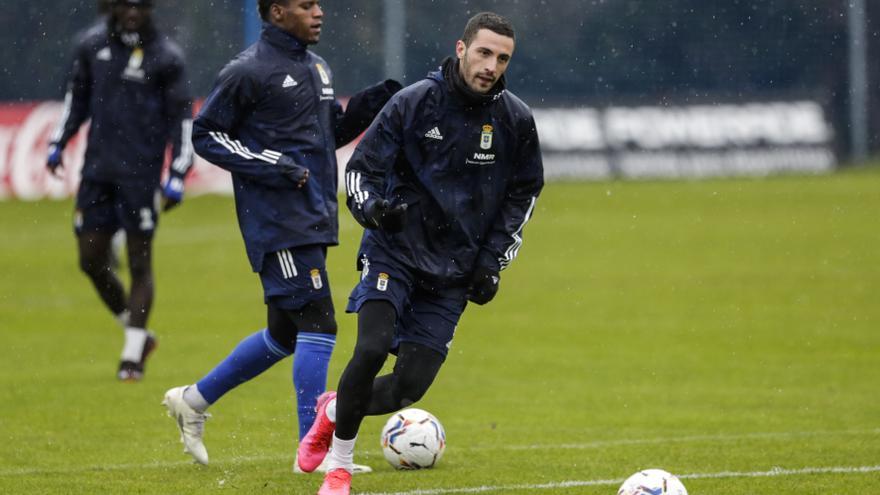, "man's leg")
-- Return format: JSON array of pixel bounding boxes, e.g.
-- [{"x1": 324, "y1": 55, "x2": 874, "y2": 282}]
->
[
  {"x1": 124, "y1": 233, "x2": 153, "y2": 329},
  {"x1": 74, "y1": 180, "x2": 130, "y2": 326},
  {"x1": 163, "y1": 303, "x2": 296, "y2": 465},
  {"x1": 191, "y1": 303, "x2": 296, "y2": 407},
  {"x1": 289, "y1": 297, "x2": 379, "y2": 475},
  {"x1": 297, "y1": 300, "x2": 396, "y2": 475},
  {"x1": 364, "y1": 342, "x2": 445, "y2": 416},
  {"x1": 116, "y1": 232, "x2": 158, "y2": 381},
  {"x1": 335, "y1": 300, "x2": 397, "y2": 439},
  {"x1": 323, "y1": 342, "x2": 442, "y2": 473},
  {"x1": 289, "y1": 297, "x2": 337, "y2": 440},
  {"x1": 77, "y1": 231, "x2": 127, "y2": 317}
]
